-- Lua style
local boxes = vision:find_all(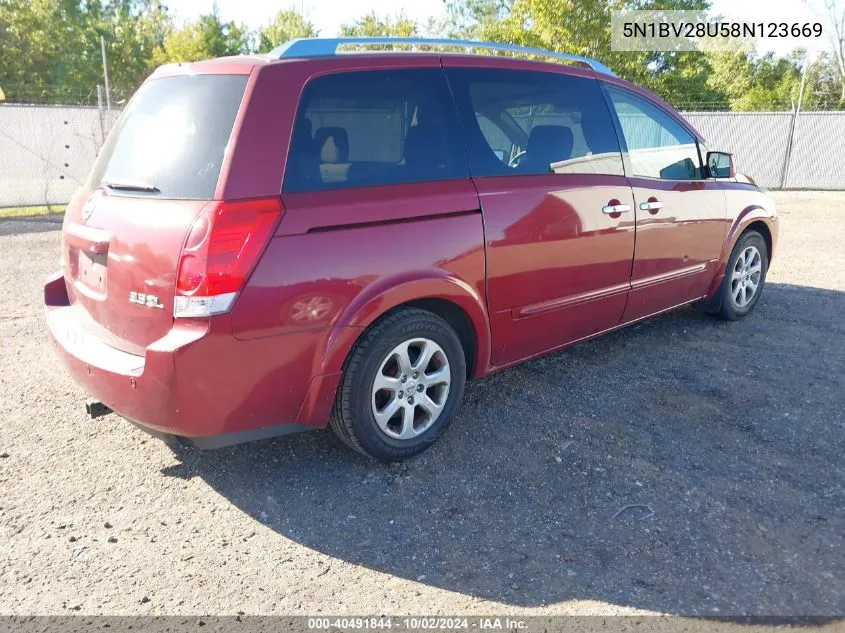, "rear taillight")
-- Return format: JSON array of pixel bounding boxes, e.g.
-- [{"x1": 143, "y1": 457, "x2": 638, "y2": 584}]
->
[{"x1": 174, "y1": 197, "x2": 282, "y2": 318}]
